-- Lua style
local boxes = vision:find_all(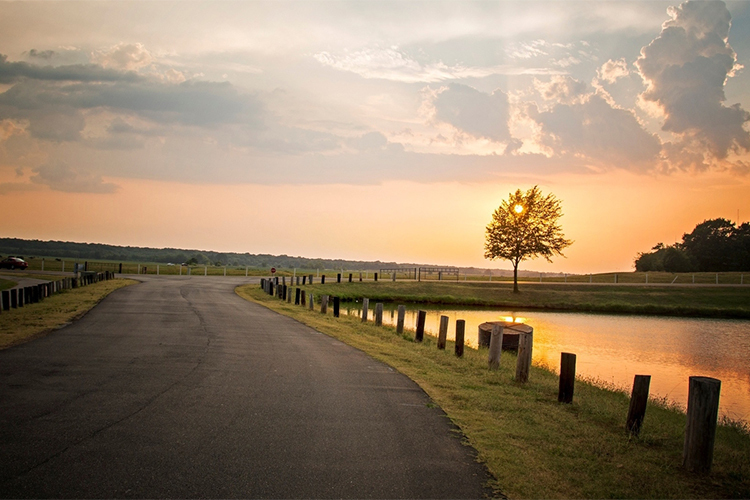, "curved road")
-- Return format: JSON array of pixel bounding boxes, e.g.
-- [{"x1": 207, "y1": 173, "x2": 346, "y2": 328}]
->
[{"x1": 0, "y1": 276, "x2": 492, "y2": 498}]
